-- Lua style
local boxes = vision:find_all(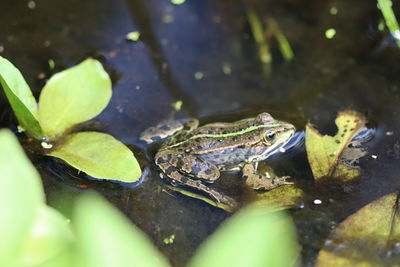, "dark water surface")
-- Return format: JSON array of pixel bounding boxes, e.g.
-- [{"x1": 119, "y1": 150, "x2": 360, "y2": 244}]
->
[{"x1": 1, "y1": 0, "x2": 400, "y2": 266}]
